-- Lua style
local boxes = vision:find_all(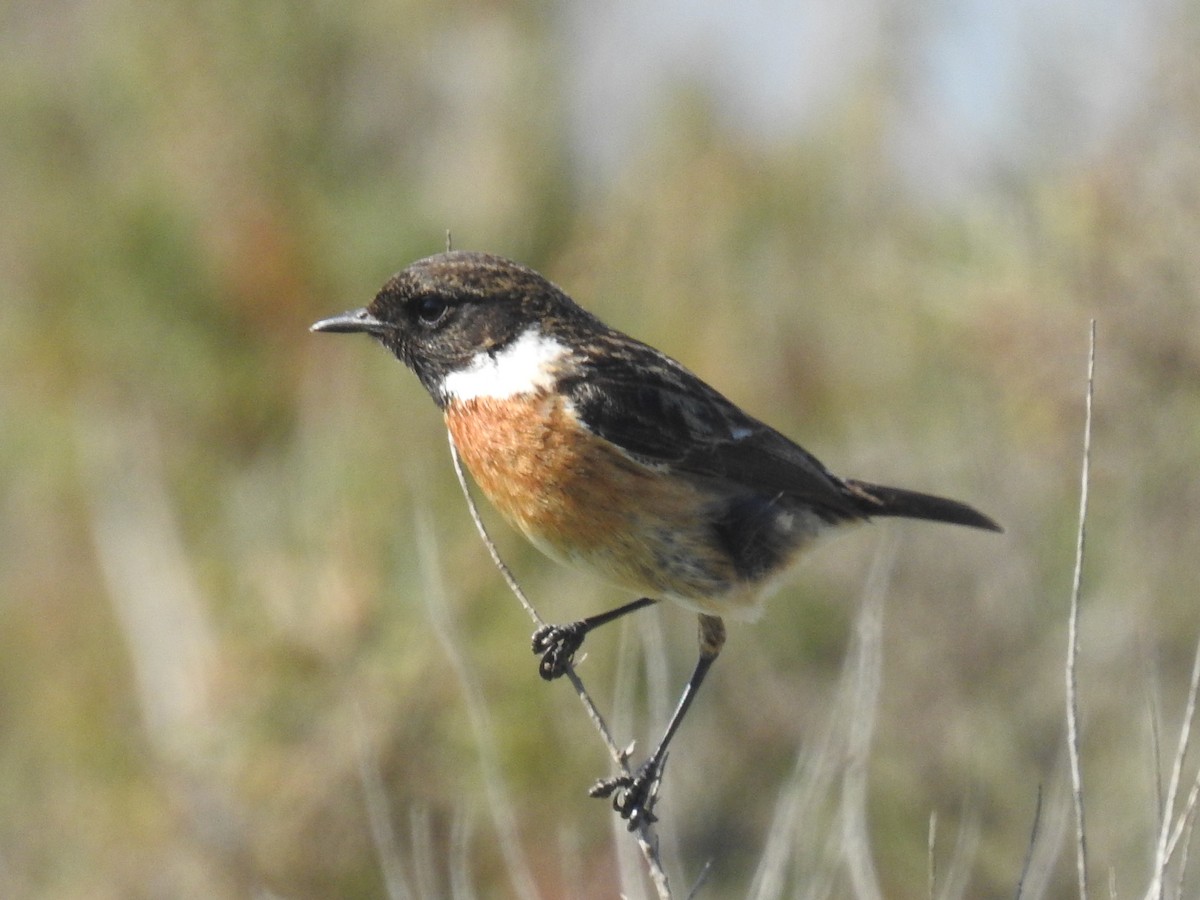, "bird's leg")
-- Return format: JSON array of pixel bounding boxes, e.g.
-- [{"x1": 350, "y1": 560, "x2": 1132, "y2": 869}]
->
[
  {"x1": 532, "y1": 596, "x2": 658, "y2": 680},
  {"x1": 591, "y1": 614, "x2": 726, "y2": 829}
]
